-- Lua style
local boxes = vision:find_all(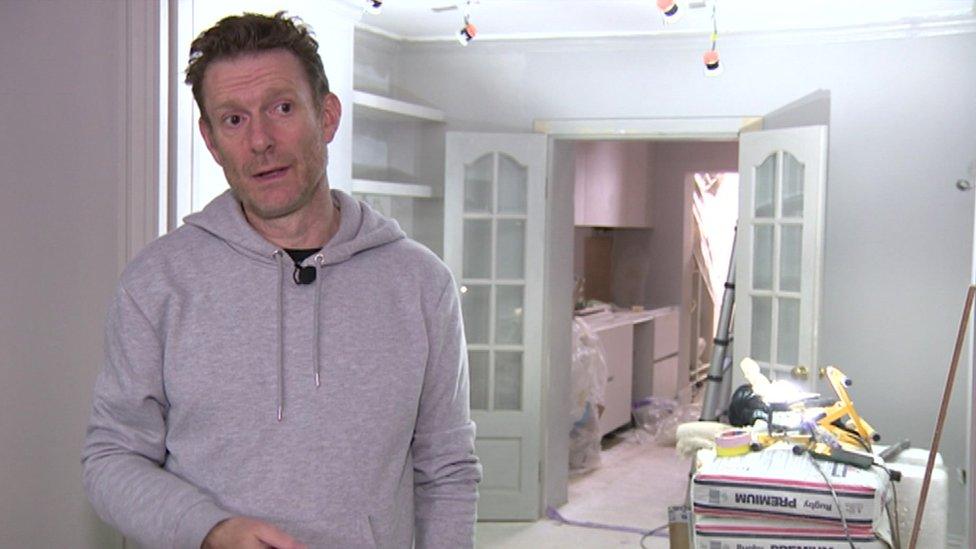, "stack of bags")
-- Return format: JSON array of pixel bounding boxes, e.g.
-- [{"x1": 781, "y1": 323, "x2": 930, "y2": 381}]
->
[{"x1": 690, "y1": 443, "x2": 894, "y2": 549}]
